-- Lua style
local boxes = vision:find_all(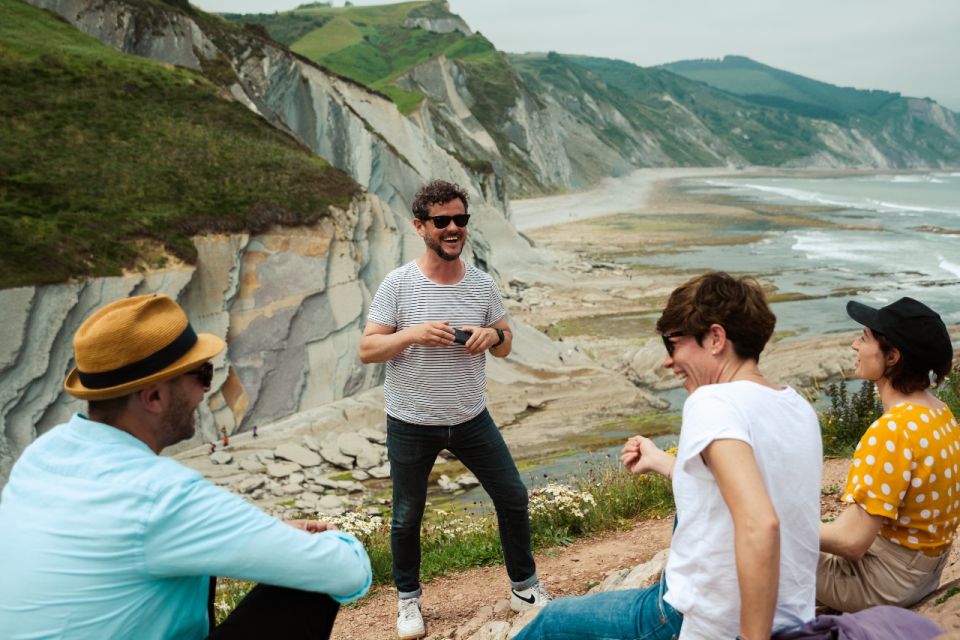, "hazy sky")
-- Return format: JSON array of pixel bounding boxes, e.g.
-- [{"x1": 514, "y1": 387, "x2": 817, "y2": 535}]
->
[{"x1": 193, "y1": 0, "x2": 960, "y2": 111}]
